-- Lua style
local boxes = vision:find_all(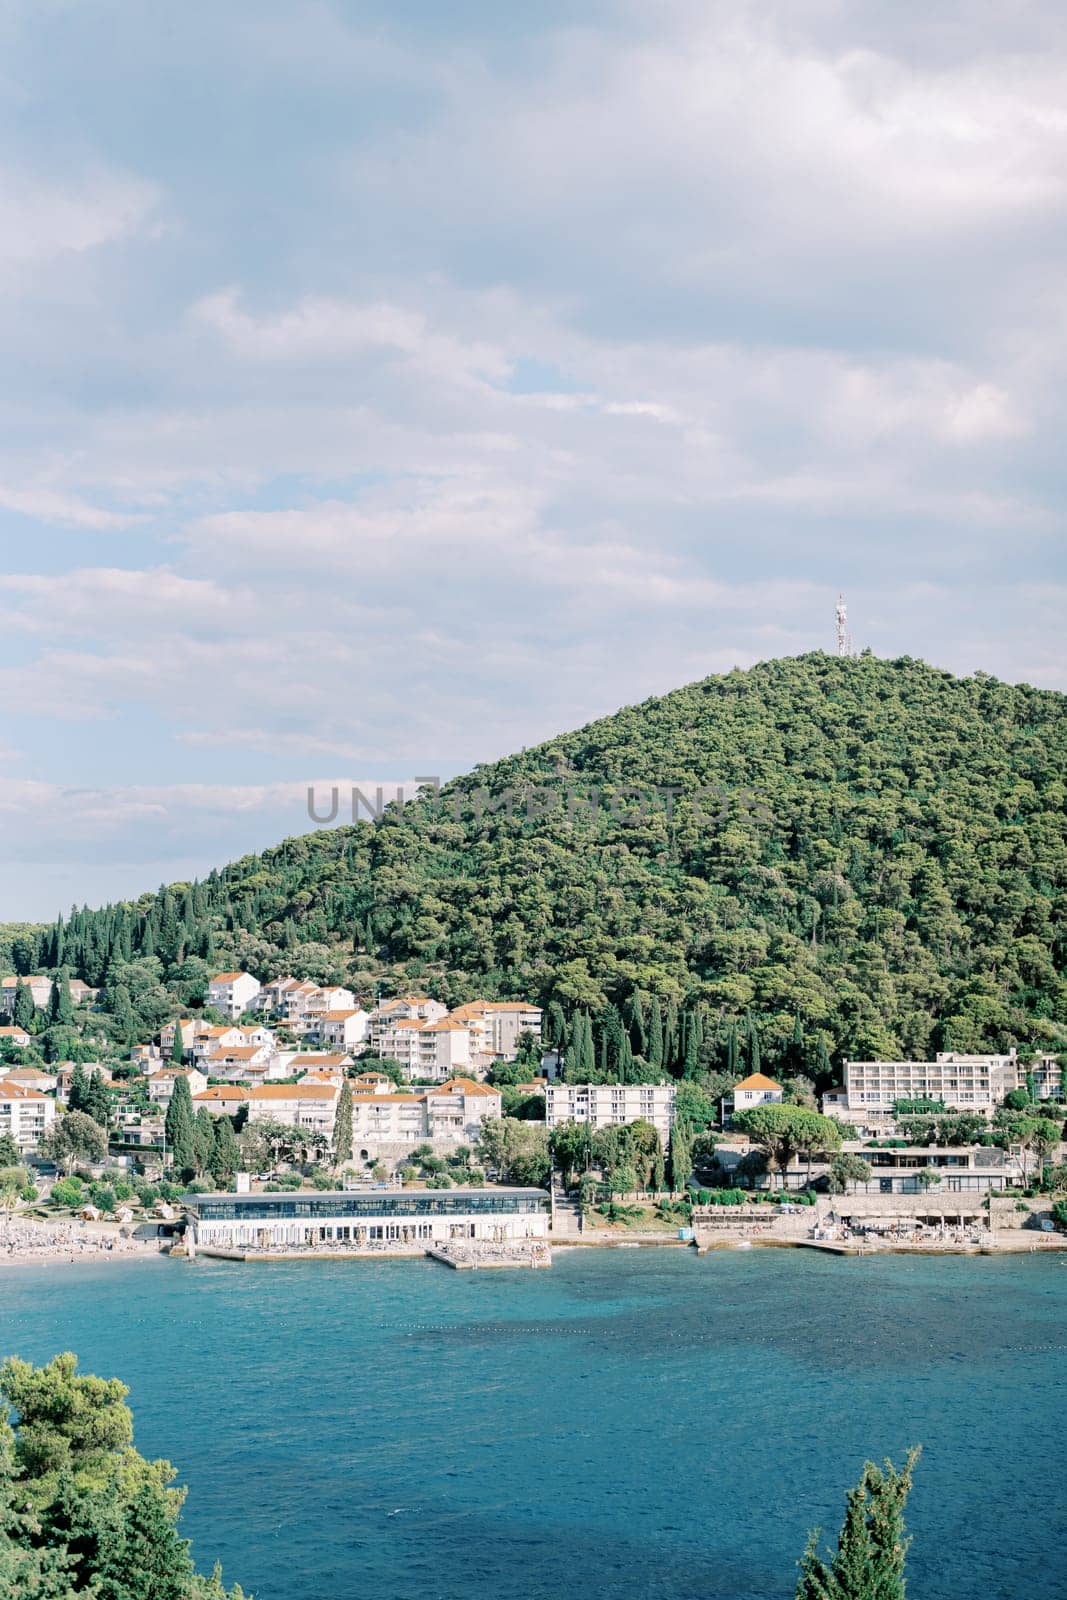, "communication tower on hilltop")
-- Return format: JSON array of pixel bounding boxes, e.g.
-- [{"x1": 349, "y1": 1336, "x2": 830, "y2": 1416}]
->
[{"x1": 835, "y1": 593, "x2": 854, "y2": 657}]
